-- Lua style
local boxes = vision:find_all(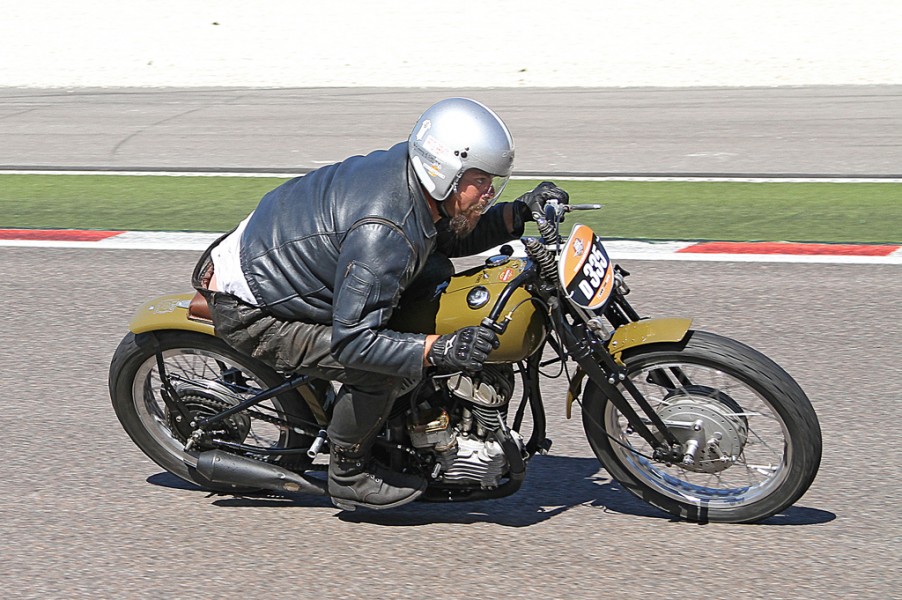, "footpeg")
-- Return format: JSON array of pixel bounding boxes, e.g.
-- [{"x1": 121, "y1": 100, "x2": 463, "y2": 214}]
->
[{"x1": 307, "y1": 429, "x2": 327, "y2": 458}]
